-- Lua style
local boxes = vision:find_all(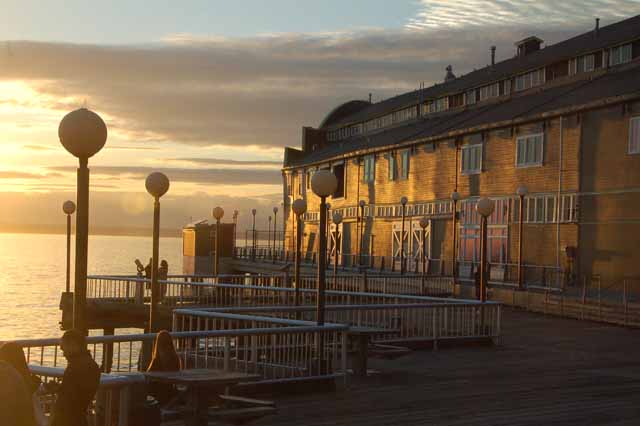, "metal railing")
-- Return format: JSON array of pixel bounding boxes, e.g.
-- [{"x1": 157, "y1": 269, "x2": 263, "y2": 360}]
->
[
  {"x1": 175, "y1": 302, "x2": 502, "y2": 346},
  {"x1": 13, "y1": 324, "x2": 348, "y2": 382}
]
